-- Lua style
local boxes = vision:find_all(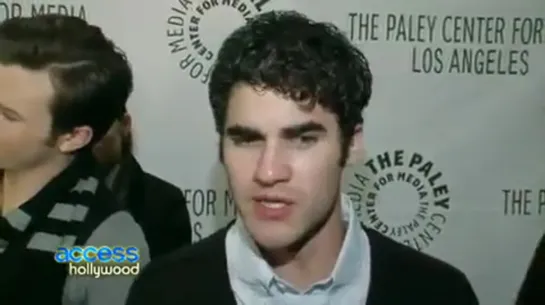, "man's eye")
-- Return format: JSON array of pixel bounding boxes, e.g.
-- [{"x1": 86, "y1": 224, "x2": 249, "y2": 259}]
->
[
  {"x1": 0, "y1": 112, "x2": 18, "y2": 121},
  {"x1": 292, "y1": 135, "x2": 318, "y2": 148},
  {"x1": 299, "y1": 135, "x2": 318, "y2": 144},
  {"x1": 232, "y1": 137, "x2": 261, "y2": 146}
]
